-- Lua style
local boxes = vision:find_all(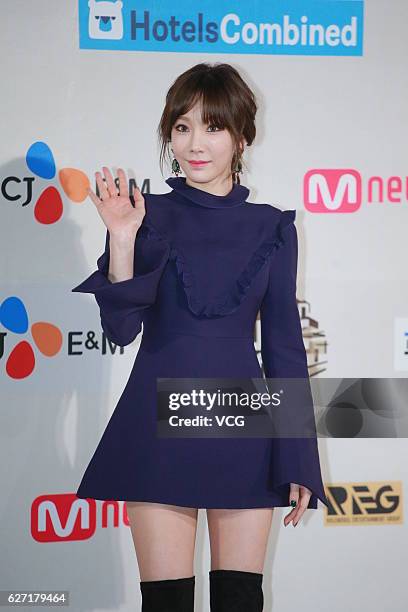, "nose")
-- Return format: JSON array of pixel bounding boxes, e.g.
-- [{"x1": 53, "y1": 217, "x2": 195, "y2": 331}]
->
[{"x1": 188, "y1": 129, "x2": 205, "y2": 152}]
